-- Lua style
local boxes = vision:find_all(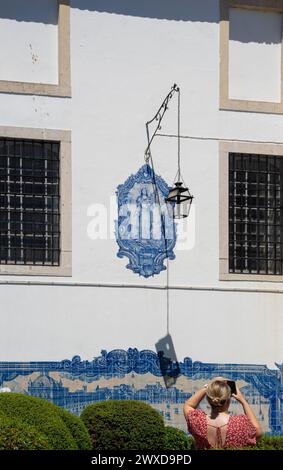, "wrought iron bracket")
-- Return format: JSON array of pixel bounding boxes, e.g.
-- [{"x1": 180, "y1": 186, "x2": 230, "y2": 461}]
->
[{"x1": 144, "y1": 84, "x2": 179, "y2": 162}]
